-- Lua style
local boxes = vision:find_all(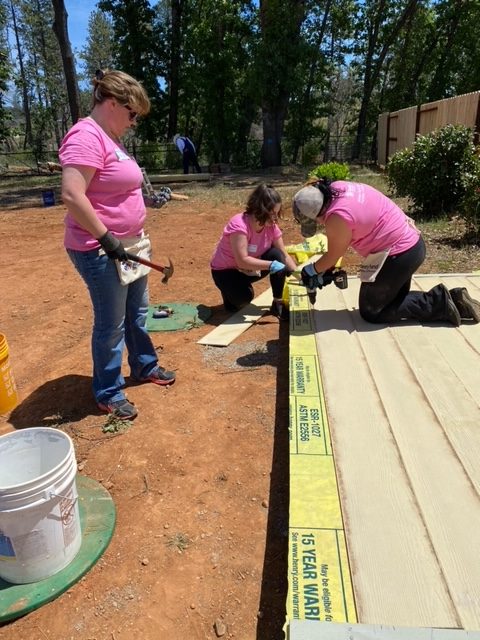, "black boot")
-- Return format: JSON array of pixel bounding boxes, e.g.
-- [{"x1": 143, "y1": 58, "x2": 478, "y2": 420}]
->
[
  {"x1": 437, "y1": 285, "x2": 461, "y2": 326},
  {"x1": 450, "y1": 287, "x2": 480, "y2": 323}
]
